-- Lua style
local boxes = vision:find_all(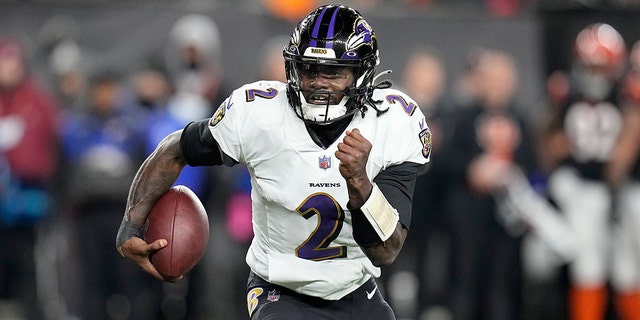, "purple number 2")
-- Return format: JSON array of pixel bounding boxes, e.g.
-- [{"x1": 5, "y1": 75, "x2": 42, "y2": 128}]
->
[
  {"x1": 386, "y1": 94, "x2": 417, "y2": 116},
  {"x1": 295, "y1": 193, "x2": 347, "y2": 261},
  {"x1": 246, "y1": 88, "x2": 278, "y2": 102}
]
